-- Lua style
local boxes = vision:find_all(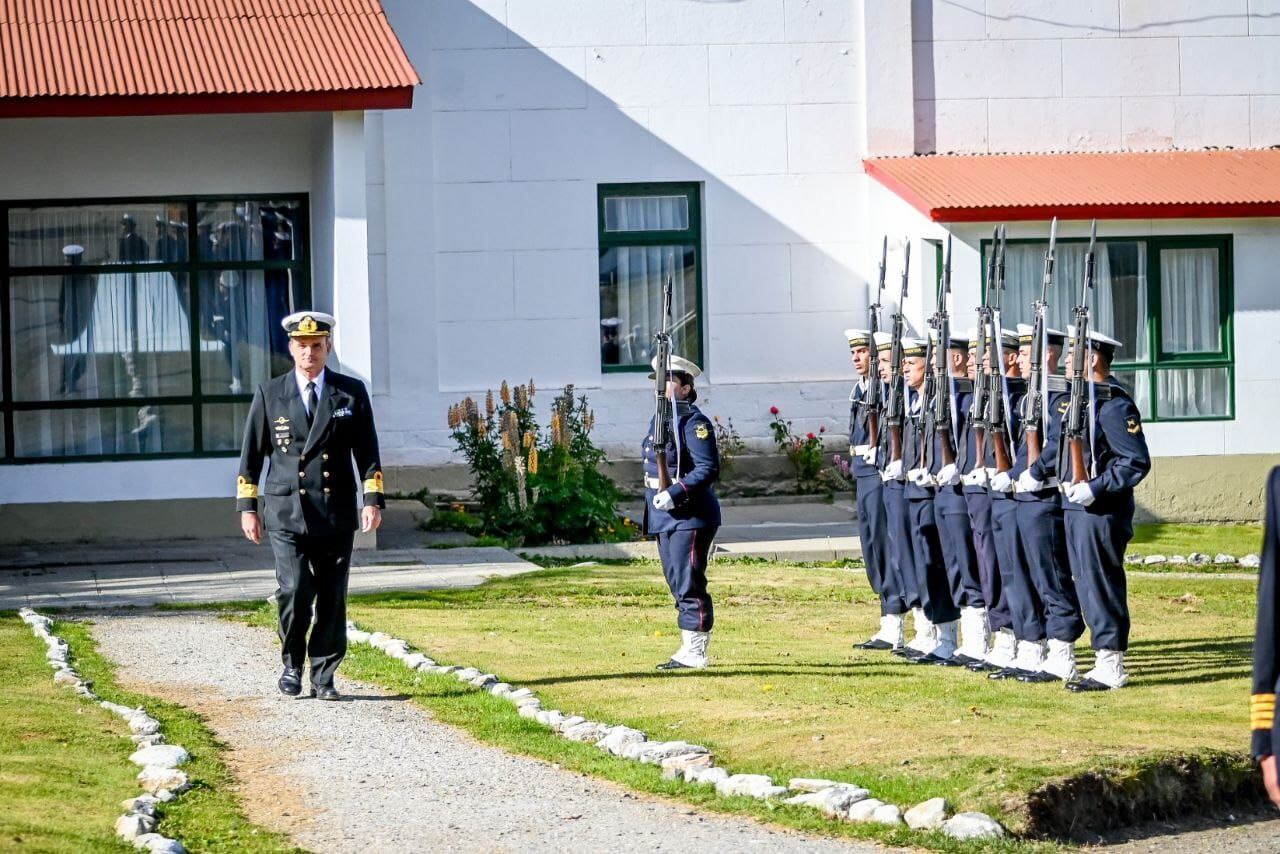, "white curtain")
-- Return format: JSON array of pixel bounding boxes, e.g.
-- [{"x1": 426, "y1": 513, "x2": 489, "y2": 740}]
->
[
  {"x1": 998, "y1": 242, "x2": 1126, "y2": 349},
  {"x1": 1156, "y1": 247, "x2": 1226, "y2": 417}
]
